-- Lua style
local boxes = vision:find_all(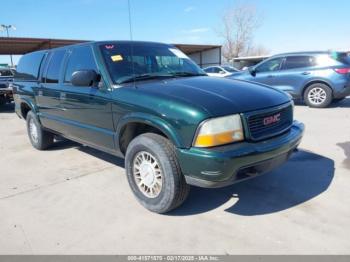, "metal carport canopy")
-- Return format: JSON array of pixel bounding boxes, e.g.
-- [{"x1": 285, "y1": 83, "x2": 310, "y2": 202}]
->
[{"x1": 0, "y1": 37, "x2": 221, "y2": 55}]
